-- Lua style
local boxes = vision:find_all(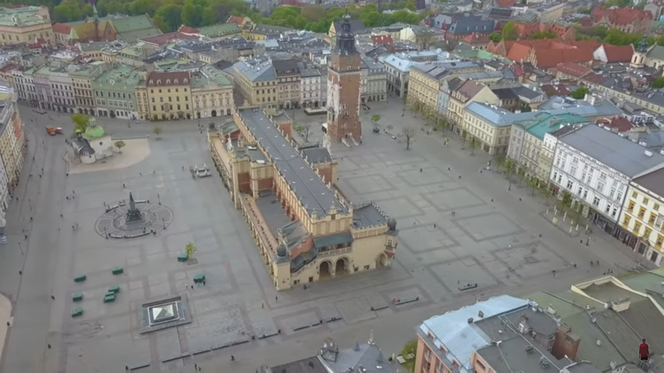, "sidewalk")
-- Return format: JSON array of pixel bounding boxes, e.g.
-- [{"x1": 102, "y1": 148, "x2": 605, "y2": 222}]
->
[{"x1": 0, "y1": 294, "x2": 13, "y2": 363}]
